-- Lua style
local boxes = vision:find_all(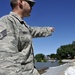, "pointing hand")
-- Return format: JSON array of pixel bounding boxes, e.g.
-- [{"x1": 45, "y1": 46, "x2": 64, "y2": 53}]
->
[{"x1": 50, "y1": 27, "x2": 55, "y2": 32}]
